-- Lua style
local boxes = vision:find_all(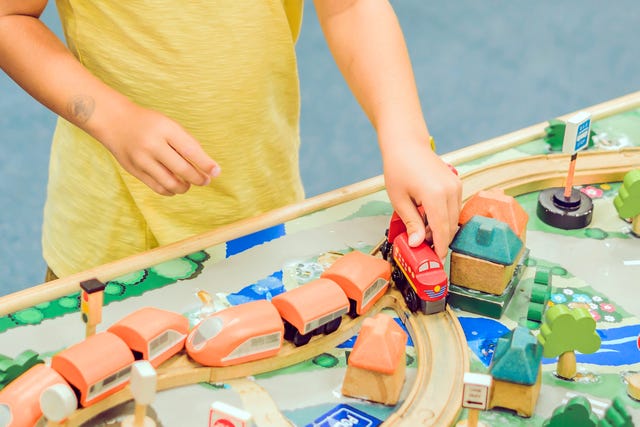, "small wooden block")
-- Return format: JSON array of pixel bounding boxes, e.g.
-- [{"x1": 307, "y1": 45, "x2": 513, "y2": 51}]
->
[
  {"x1": 530, "y1": 283, "x2": 551, "y2": 304},
  {"x1": 527, "y1": 302, "x2": 545, "y2": 323},
  {"x1": 533, "y1": 267, "x2": 552, "y2": 286}
]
